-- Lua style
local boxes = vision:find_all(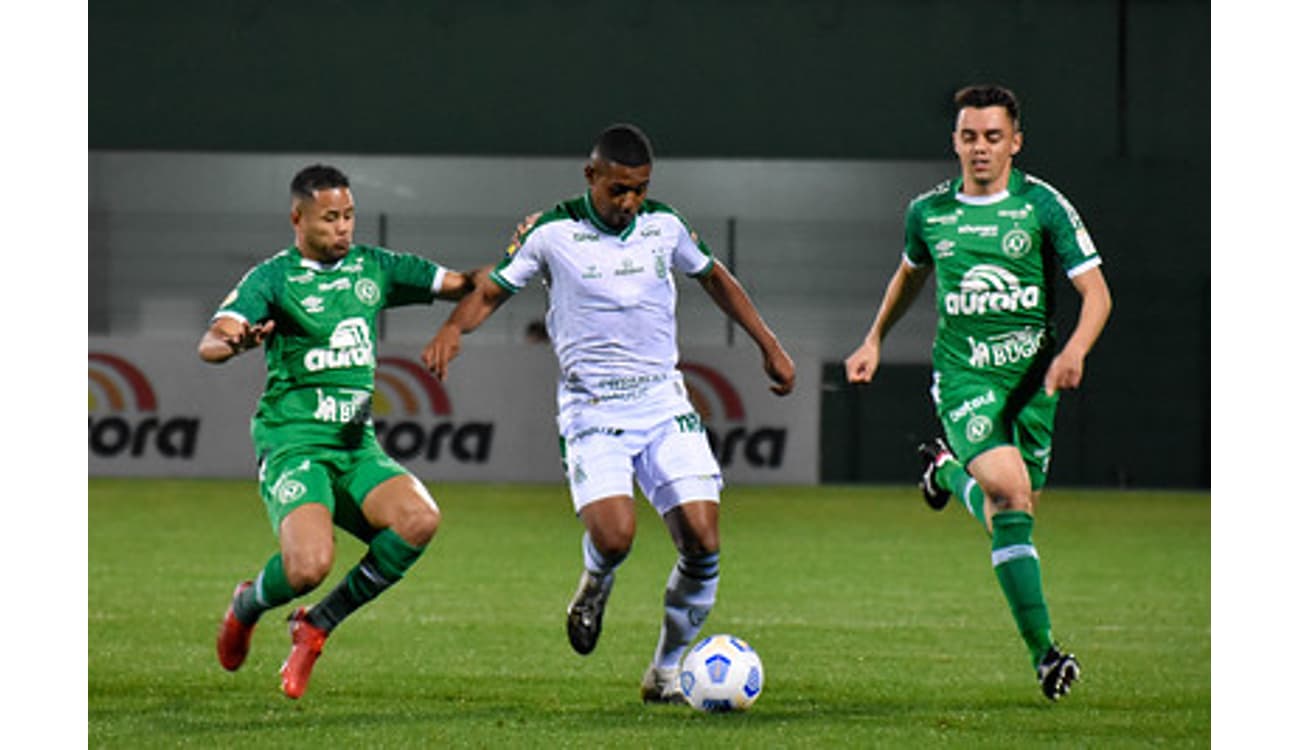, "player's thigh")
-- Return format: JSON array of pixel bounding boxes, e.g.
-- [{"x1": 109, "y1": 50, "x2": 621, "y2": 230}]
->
[
  {"x1": 360, "y1": 473, "x2": 441, "y2": 546},
  {"x1": 563, "y1": 430, "x2": 638, "y2": 515},
  {"x1": 966, "y1": 445, "x2": 1033, "y2": 508},
  {"x1": 578, "y1": 494, "x2": 638, "y2": 553},
  {"x1": 634, "y1": 419, "x2": 722, "y2": 518},
  {"x1": 259, "y1": 448, "x2": 338, "y2": 536},
  {"x1": 337, "y1": 442, "x2": 428, "y2": 543},
  {"x1": 1011, "y1": 387, "x2": 1059, "y2": 491},
  {"x1": 931, "y1": 372, "x2": 1015, "y2": 465},
  {"x1": 277, "y1": 502, "x2": 336, "y2": 587}
]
